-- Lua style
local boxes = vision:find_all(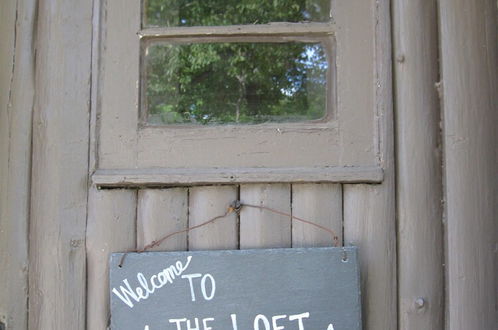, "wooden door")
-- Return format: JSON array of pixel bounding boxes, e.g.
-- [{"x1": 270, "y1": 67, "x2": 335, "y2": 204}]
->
[{"x1": 85, "y1": 1, "x2": 396, "y2": 330}]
